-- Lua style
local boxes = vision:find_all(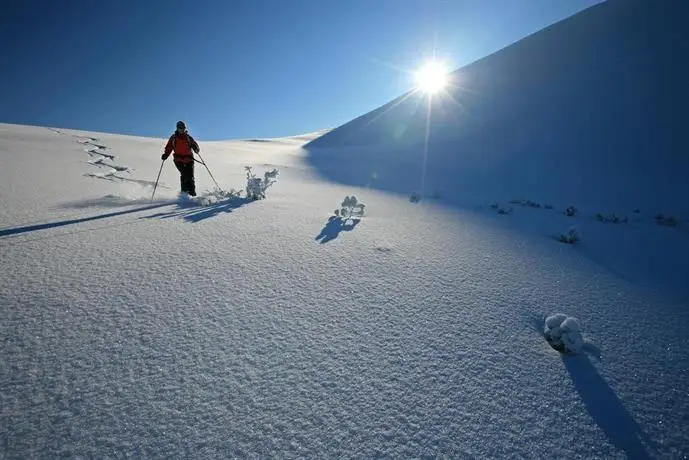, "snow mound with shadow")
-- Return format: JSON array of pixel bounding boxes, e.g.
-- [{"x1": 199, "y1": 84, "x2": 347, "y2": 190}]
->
[{"x1": 544, "y1": 313, "x2": 584, "y2": 354}]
